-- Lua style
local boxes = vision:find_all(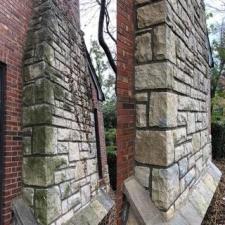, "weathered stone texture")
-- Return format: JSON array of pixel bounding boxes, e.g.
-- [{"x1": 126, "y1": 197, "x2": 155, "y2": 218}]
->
[
  {"x1": 134, "y1": 0, "x2": 219, "y2": 221},
  {"x1": 22, "y1": 0, "x2": 112, "y2": 224}
]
